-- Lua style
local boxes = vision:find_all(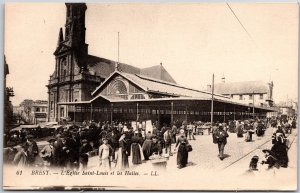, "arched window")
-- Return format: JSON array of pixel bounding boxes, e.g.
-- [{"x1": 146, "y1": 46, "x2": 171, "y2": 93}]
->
[{"x1": 108, "y1": 80, "x2": 128, "y2": 99}]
